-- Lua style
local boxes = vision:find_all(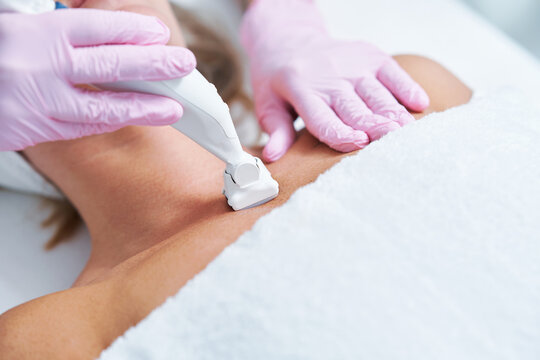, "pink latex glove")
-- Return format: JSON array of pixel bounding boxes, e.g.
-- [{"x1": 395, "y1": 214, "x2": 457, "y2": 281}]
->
[
  {"x1": 0, "y1": 9, "x2": 196, "y2": 151},
  {"x1": 241, "y1": 0, "x2": 430, "y2": 162}
]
